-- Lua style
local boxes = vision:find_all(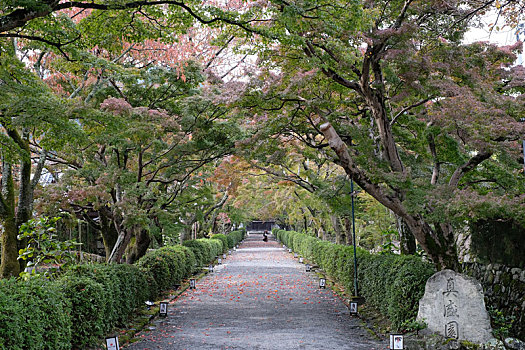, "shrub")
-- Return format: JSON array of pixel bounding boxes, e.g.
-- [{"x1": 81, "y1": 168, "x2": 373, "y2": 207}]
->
[
  {"x1": 136, "y1": 251, "x2": 172, "y2": 293},
  {"x1": 137, "y1": 245, "x2": 197, "y2": 295},
  {"x1": 168, "y1": 245, "x2": 197, "y2": 277},
  {"x1": 0, "y1": 277, "x2": 72, "y2": 350},
  {"x1": 210, "y1": 234, "x2": 228, "y2": 252},
  {"x1": 226, "y1": 230, "x2": 245, "y2": 248},
  {"x1": 56, "y1": 275, "x2": 107, "y2": 348},
  {"x1": 64, "y1": 264, "x2": 150, "y2": 327},
  {"x1": 207, "y1": 238, "x2": 223, "y2": 258},
  {"x1": 0, "y1": 242, "x2": 201, "y2": 350},
  {"x1": 183, "y1": 239, "x2": 210, "y2": 266}
]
